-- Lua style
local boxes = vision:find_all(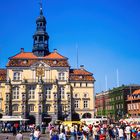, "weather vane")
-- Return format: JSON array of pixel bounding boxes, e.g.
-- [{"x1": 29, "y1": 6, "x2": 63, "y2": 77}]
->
[
  {"x1": 39, "y1": 0, "x2": 43, "y2": 15},
  {"x1": 40, "y1": 0, "x2": 42, "y2": 9}
]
